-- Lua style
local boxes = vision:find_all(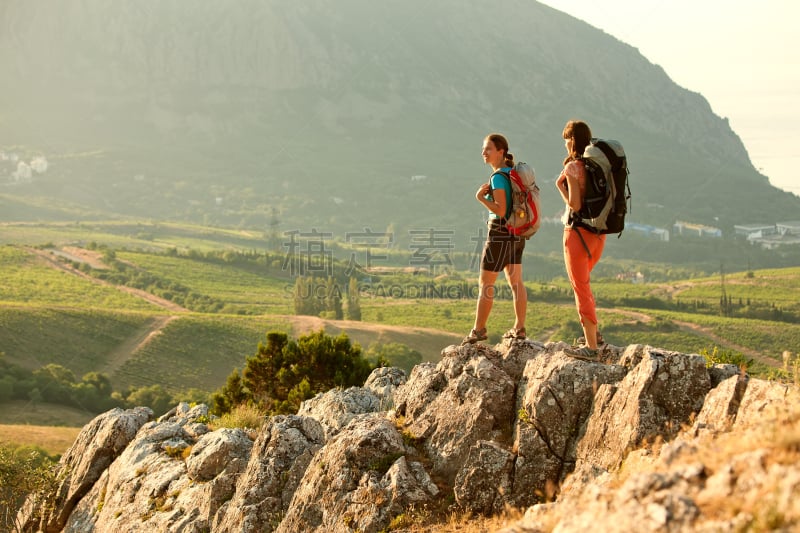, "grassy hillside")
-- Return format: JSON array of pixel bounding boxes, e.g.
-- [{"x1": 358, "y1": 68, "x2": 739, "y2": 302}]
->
[
  {"x1": 0, "y1": 306, "x2": 155, "y2": 374},
  {"x1": 0, "y1": 220, "x2": 273, "y2": 252},
  {"x1": 111, "y1": 314, "x2": 291, "y2": 392},
  {"x1": 0, "y1": 245, "x2": 161, "y2": 311},
  {"x1": 0, "y1": 401, "x2": 91, "y2": 455},
  {"x1": 0, "y1": 400, "x2": 95, "y2": 428},
  {"x1": 1, "y1": 237, "x2": 798, "y2": 434},
  {"x1": 117, "y1": 250, "x2": 293, "y2": 315}
]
